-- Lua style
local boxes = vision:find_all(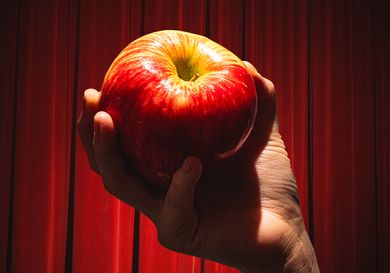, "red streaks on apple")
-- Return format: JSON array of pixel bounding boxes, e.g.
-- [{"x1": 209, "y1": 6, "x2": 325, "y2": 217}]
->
[{"x1": 100, "y1": 30, "x2": 257, "y2": 187}]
